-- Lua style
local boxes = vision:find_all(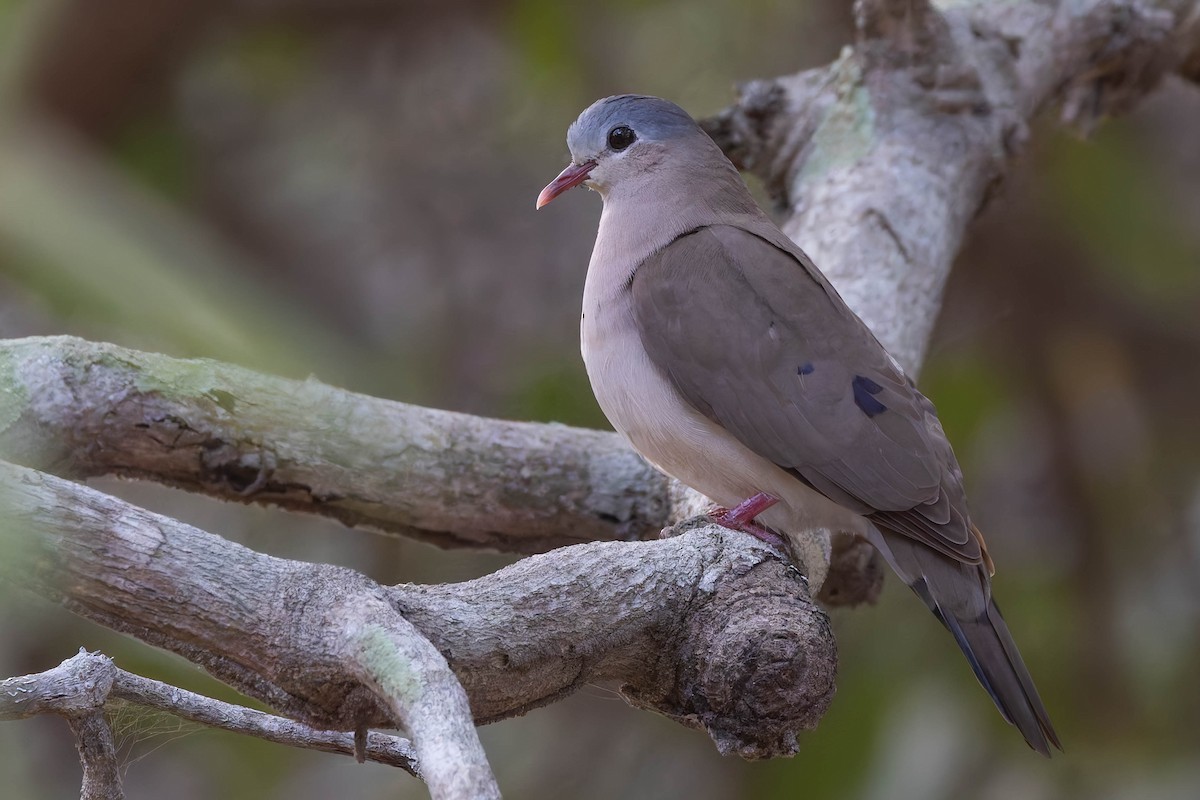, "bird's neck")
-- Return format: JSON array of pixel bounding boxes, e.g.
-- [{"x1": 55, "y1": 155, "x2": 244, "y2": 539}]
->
[{"x1": 586, "y1": 162, "x2": 765, "y2": 305}]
